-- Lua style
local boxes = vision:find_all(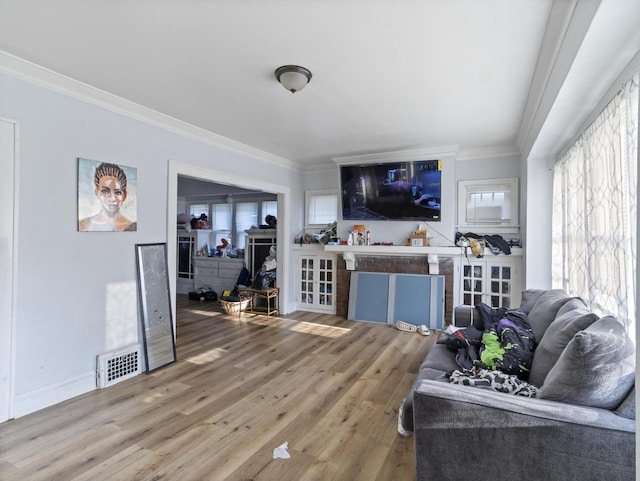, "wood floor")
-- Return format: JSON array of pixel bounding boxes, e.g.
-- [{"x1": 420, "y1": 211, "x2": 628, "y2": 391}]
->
[{"x1": 0, "y1": 295, "x2": 435, "y2": 481}]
